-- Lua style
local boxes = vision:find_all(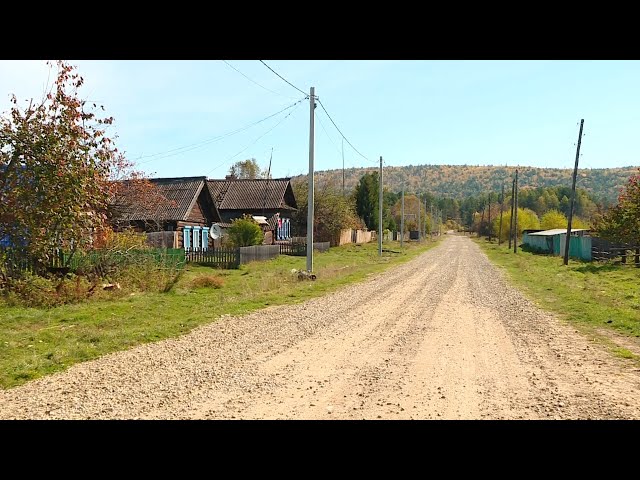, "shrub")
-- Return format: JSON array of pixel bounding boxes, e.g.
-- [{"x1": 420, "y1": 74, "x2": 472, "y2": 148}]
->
[
  {"x1": 190, "y1": 275, "x2": 224, "y2": 289},
  {"x1": 227, "y1": 215, "x2": 264, "y2": 247}
]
